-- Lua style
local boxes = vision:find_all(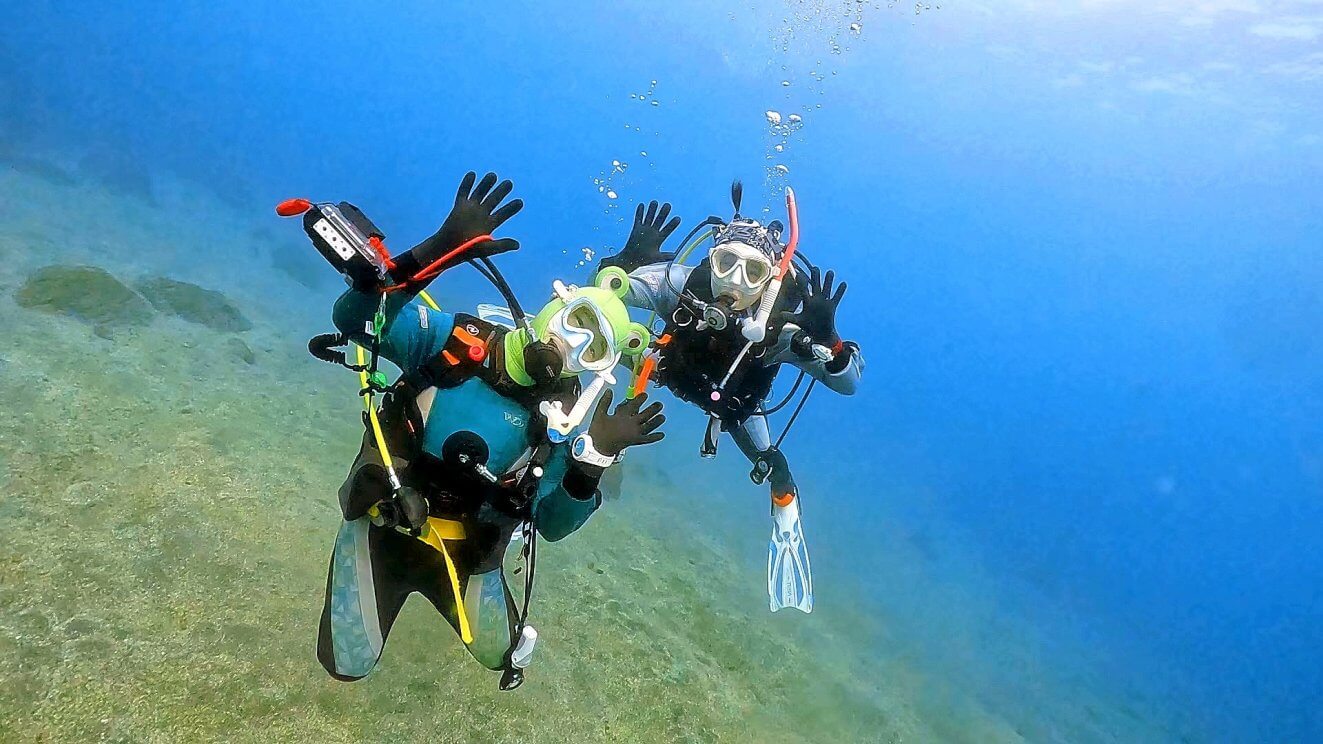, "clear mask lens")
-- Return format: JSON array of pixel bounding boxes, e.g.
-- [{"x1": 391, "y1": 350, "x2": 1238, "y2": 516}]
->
[
  {"x1": 712, "y1": 244, "x2": 773, "y2": 289},
  {"x1": 566, "y1": 304, "x2": 611, "y2": 365},
  {"x1": 713, "y1": 248, "x2": 740, "y2": 276},
  {"x1": 553, "y1": 298, "x2": 616, "y2": 372},
  {"x1": 744, "y1": 259, "x2": 770, "y2": 286}
]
